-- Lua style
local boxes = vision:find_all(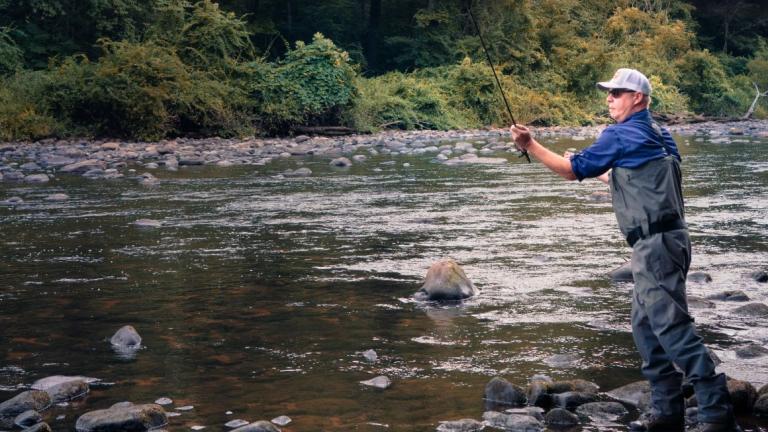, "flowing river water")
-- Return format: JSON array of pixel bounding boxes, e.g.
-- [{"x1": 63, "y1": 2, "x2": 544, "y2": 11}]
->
[{"x1": 1, "y1": 133, "x2": 767, "y2": 431}]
